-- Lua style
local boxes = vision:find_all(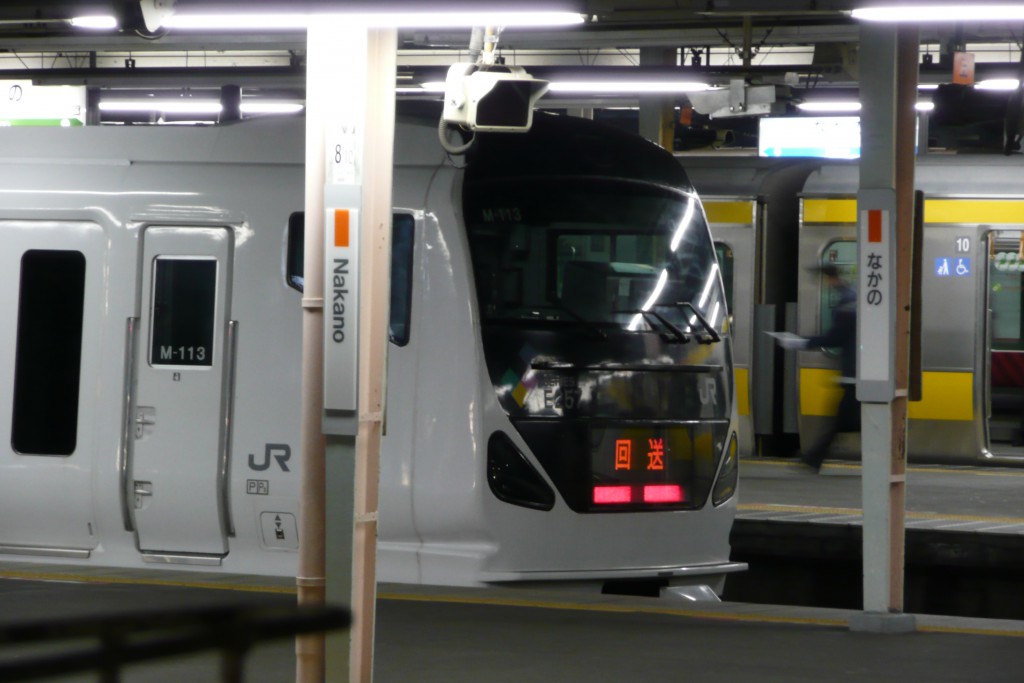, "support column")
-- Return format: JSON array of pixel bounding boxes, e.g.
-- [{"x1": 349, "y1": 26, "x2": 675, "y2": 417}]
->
[
  {"x1": 638, "y1": 47, "x2": 677, "y2": 149},
  {"x1": 849, "y1": 23, "x2": 918, "y2": 635},
  {"x1": 302, "y1": 17, "x2": 397, "y2": 683}
]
